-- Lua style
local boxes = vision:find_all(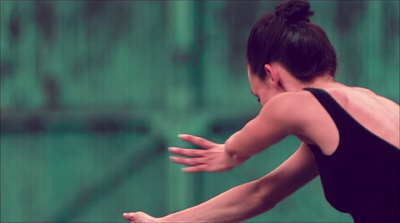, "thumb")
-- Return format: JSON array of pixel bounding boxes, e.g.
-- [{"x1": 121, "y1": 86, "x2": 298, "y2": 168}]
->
[{"x1": 123, "y1": 213, "x2": 135, "y2": 221}]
